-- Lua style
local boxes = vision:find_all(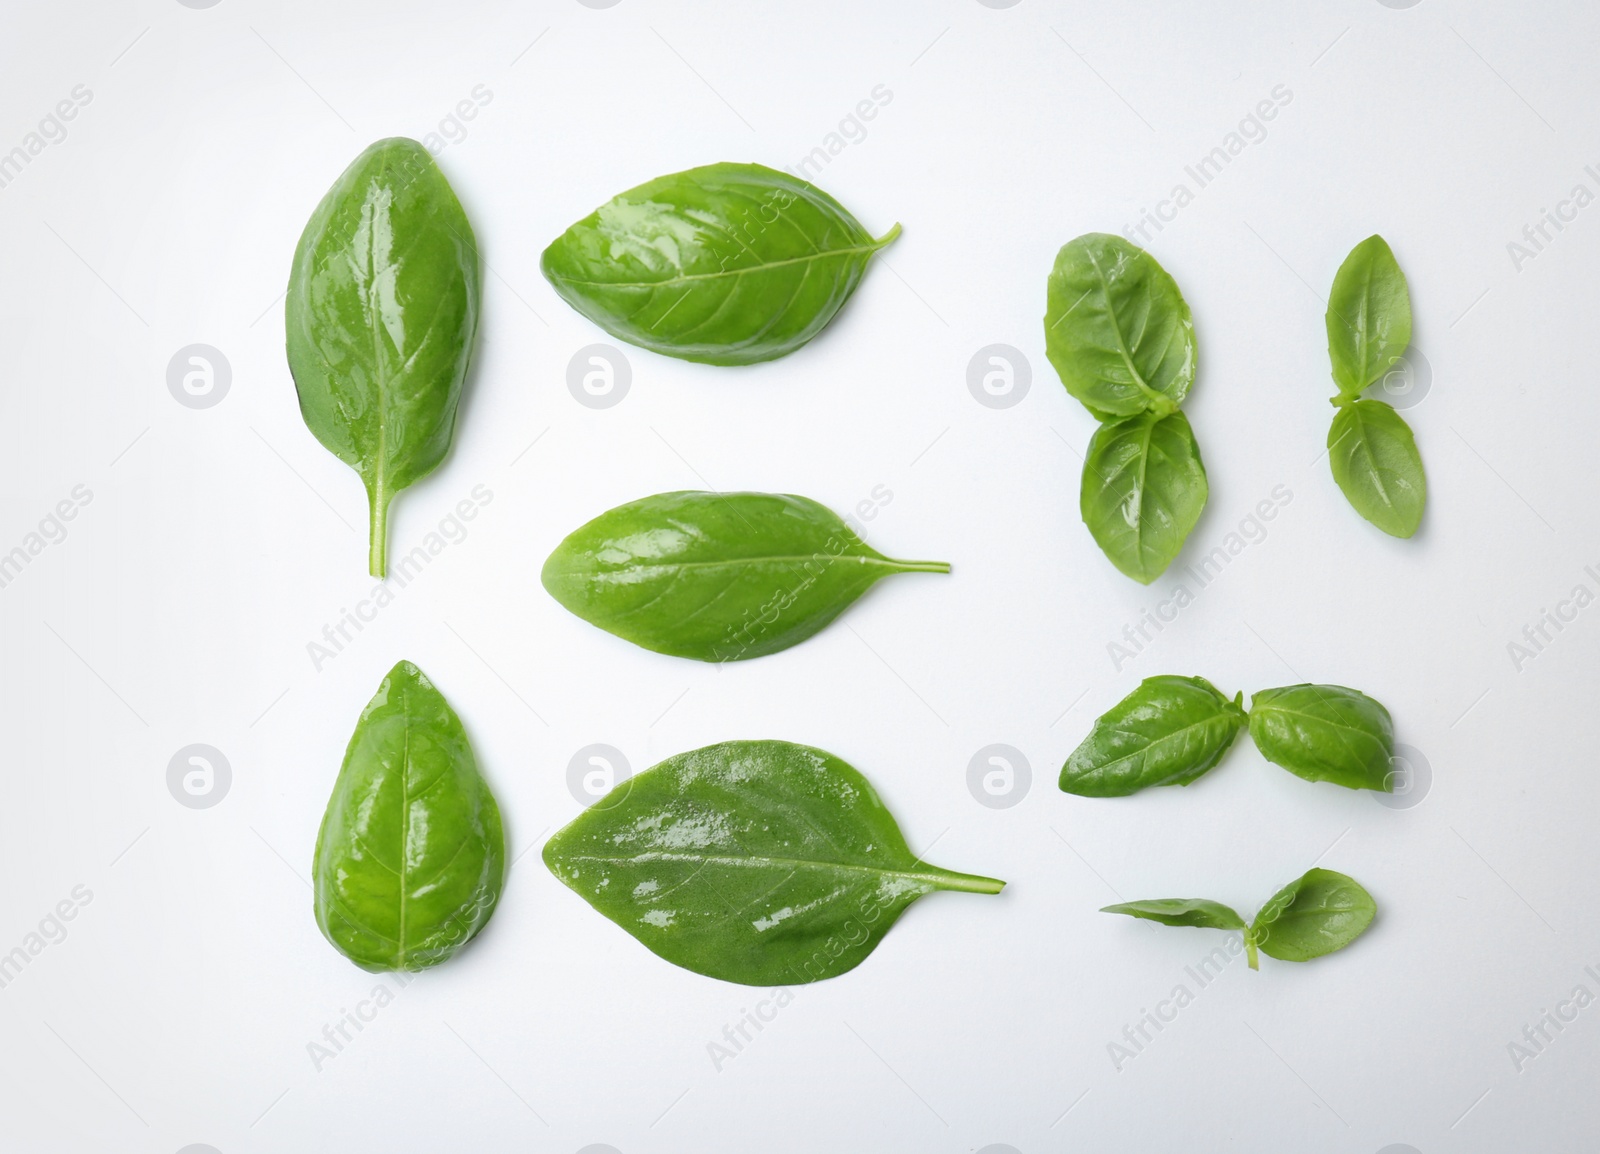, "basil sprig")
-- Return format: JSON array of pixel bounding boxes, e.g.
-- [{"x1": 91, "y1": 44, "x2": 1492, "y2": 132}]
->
[
  {"x1": 1044, "y1": 233, "x2": 1208, "y2": 584},
  {"x1": 1324, "y1": 235, "x2": 1426, "y2": 537},
  {"x1": 1104, "y1": 868, "x2": 1377, "y2": 970},
  {"x1": 1060, "y1": 676, "x2": 1396, "y2": 796}
]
